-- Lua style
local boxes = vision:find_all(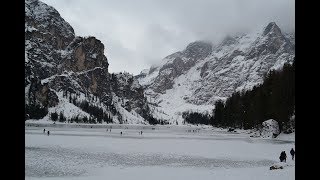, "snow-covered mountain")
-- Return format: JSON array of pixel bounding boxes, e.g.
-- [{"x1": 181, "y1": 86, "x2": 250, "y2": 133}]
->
[
  {"x1": 137, "y1": 22, "x2": 295, "y2": 124},
  {"x1": 25, "y1": 0, "x2": 152, "y2": 124}
]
